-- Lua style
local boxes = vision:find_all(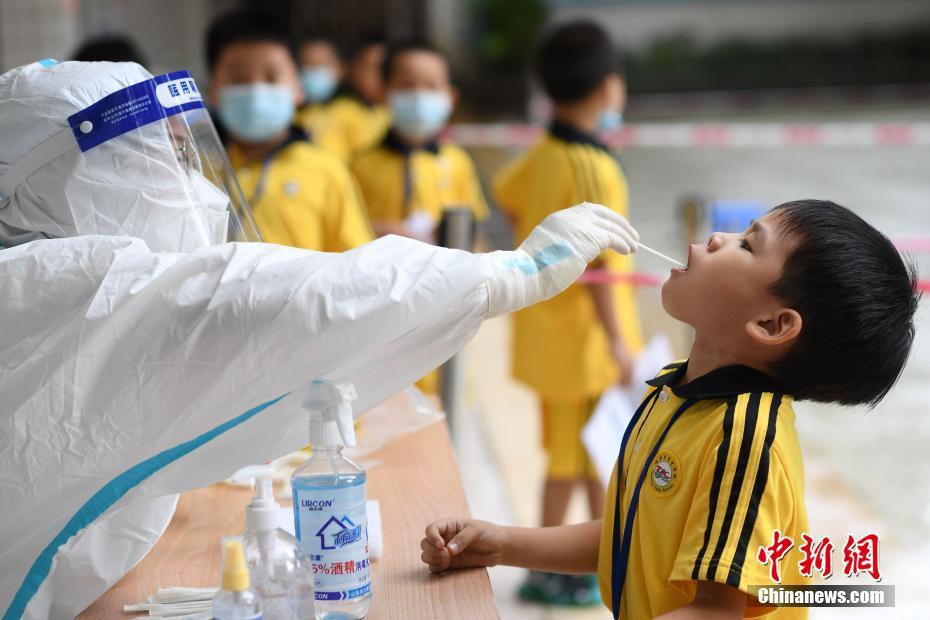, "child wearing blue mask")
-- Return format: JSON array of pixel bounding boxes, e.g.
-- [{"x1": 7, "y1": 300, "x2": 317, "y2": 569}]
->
[
  {"x1": 295, "y1": 35, "x2": 347, "y2": 157},
  {"x1": 322, "y1": 35, "x2": 391, "y2": 161},
  {"x1": 351, "y1": 38, "x2": 489, "y2": 394},
  {"x1": 206, "y1": 8, "x2": 372, "y2": 253},
  {"x1": 351, "y1": 39, "x2": 488, "y2": 242},
  {"x1": 299, "y1": 36, "x2": 343, "y2": 105}
]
